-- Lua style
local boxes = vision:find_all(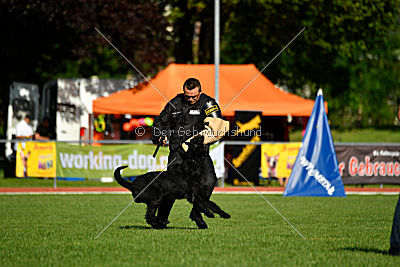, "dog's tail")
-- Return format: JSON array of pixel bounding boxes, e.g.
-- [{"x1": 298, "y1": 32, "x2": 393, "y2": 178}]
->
[{"x1": 114, "y1": 166, "x2": 133, "y2": 191}]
